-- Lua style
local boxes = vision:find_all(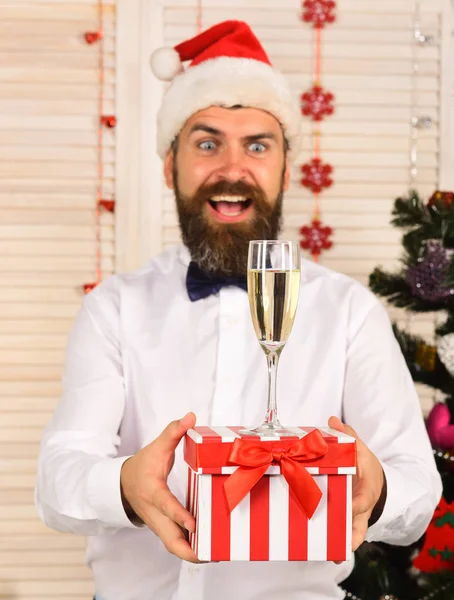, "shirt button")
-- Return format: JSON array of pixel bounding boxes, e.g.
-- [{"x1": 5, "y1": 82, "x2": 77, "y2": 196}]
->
[{"x1": 188, "y1": 565, "x2": 199, "y2": 574}]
